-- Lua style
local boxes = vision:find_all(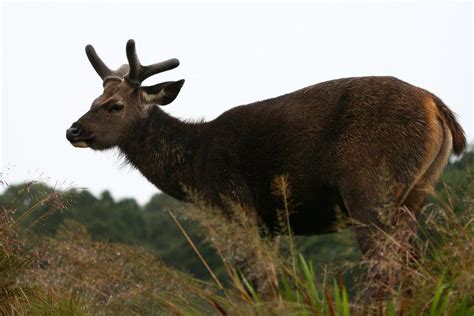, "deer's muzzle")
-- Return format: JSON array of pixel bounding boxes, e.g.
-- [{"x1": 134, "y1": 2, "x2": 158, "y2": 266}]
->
[{"x1": 66, "y1": 122, "x2": 94, "y2": 148}]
